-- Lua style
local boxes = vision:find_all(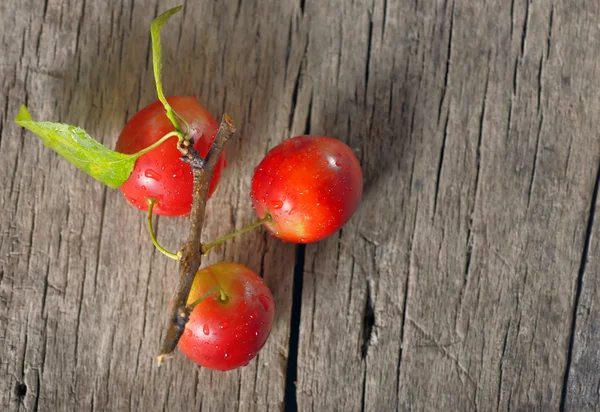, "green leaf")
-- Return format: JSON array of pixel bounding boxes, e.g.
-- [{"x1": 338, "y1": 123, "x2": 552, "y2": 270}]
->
[
  {"x1": 15, "y1": 105, "x2": 138, "y2": 188},
  {"x1": 150, "y1": 6, "x2": 184, "y2": 133}
]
